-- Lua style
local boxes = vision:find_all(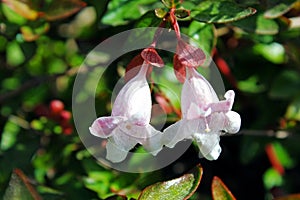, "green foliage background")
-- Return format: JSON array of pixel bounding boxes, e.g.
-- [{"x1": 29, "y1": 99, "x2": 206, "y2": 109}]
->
[{"x1": 1, "y1": 0, "x2": 300, "y2": 199}]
